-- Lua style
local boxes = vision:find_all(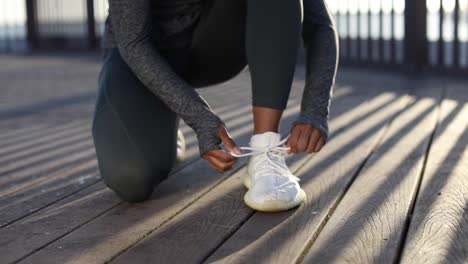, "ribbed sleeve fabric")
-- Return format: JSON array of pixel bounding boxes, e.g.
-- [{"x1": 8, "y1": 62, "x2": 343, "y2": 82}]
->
[
  {"x1": 291, "y1": 0, "x2": 339, "y2": 143},
  {"x1": 107, "y1": 0, "x2": 225, "y2": 156}
]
